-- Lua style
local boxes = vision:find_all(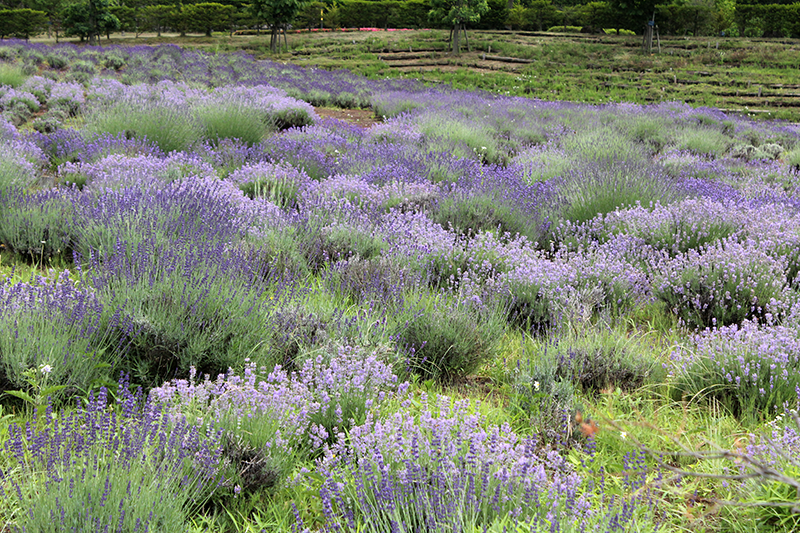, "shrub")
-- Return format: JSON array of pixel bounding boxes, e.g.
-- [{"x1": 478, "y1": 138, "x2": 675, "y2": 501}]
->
[
  {"x1": 501, "y1": 264, "x2": 561, "y2": 334},
  {"x1": 558, "y1": 160, "x2": 685, "y2": 225},
  {"x1": 313, "y1": 393, "x2": 654, "y2": 532},
  {"x1": 786, "y1": 146, "x2": 800, "y2": 171},
  {"x1": 432, "y1": 191, "x2": 534, "y2": 240},
  {"x1": 87, "y1": 240, "x2": 278, "y2": 388},
  {"x1": 195, "y1": 102, "x2": 274, "y2": 146},
  {"x1": 151, "y1": 346, "x2": 398, "y2": 466},
  {"x1": 671, "y1": 321, "x2": 800, "y2": 420},
  {"x1": 0, "y1": 62, "x2": 26, "y2": 88},
  {"x1": 562, "y1": 126, "x2": 647, "y2": 165},
  {"x1": 547, "y1": 25, "x2": 583, "y2": 32},
  {"x1": 87, "y1": 101, "x2": 202, "y2": 154},
  {"x1": 31, "y1": 113, "x2": 64, "y2": 134},
  {"x1": 675, "y1": 127, "x2": 731, "y2": 157},
  {"x1": 395, "y1": 296, "x2": 505, "y2": 383},
  {"x1": 328, "y1": 256, "x2": 411, "y2": 306},
  {"x1": 266, "y1": 306, "x2": 332, "y2": 370},
  {"x1": 592, "y1": 198, "x2": 745, "y2": 257},
  {"x1": 72, "y1": 175, "x2": 248, "y2": 262},
  {"x1": 0, "y1": 272, "x2": 123, "y2": 406},
  {"x1": 0, "y1": 139, "x2": 43, "y2": 192},
  {"x1": 653, "y1": 239, "x2": 788, "y2": 330},
  {"x1": 510, "y1": 351, "x2": 581, "y2": 444},
  {"x1": 549, "y1": 327, "x2": 664, "y2": 395},
  {"x1": 1, "y1": 383, "x2": 224, "y2": 532},
  {"x1": 617, "y1": 114, "x2": 672, "y2": 154},
  {"x1": 0, "y1": 187, "x2": 76, "y2": 263},
  {"x1": 301, "y1": 224, "x2": 387, "y2": 273},
  {"x1": 229, "y1": 161, "x2": 311, "y2": 208},
  {"x1": 45, "y1": 53, "x2": 68, "y2": 69},
  {"x1": 512, "y1": 145, "x2": 572, "y2": 184}
]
